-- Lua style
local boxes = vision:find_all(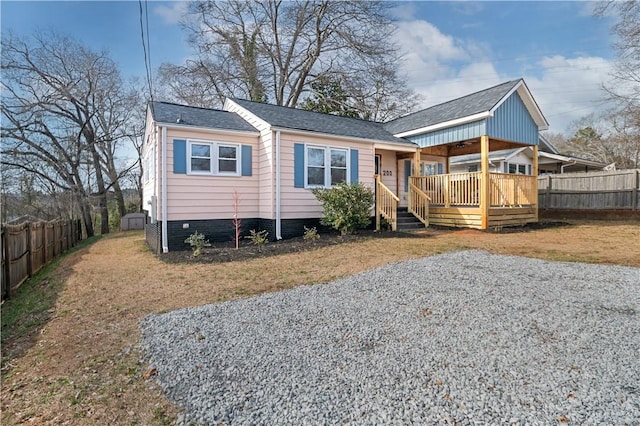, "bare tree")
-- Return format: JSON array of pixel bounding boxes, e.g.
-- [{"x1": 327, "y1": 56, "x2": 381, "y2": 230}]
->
[
  {"x1": 593, "y1": 1, "x2": 640, "y2": 168},
  {"x1": 1, "y1": 32, "x2": 141, "y2": 234},
  {"x1": 158, "y1": 0, "x2": 418, "y2": 119}
]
